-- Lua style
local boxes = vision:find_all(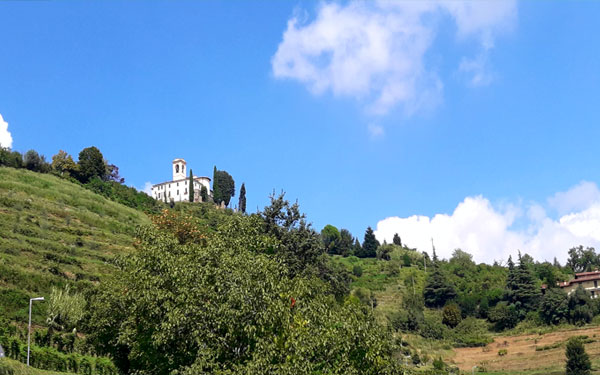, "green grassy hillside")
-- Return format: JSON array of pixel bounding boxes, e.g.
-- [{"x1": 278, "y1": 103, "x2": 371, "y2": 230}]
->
[{"x1": 0, "y1": 167, "x2": 150, "y2": 323}]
